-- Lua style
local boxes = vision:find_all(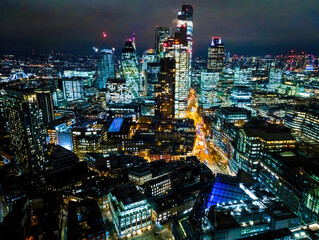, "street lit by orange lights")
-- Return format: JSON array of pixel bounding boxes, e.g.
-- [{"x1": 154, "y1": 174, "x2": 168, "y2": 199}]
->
[{"x1": 187, "y1": 88, "x2": 228, "y2": 173}]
